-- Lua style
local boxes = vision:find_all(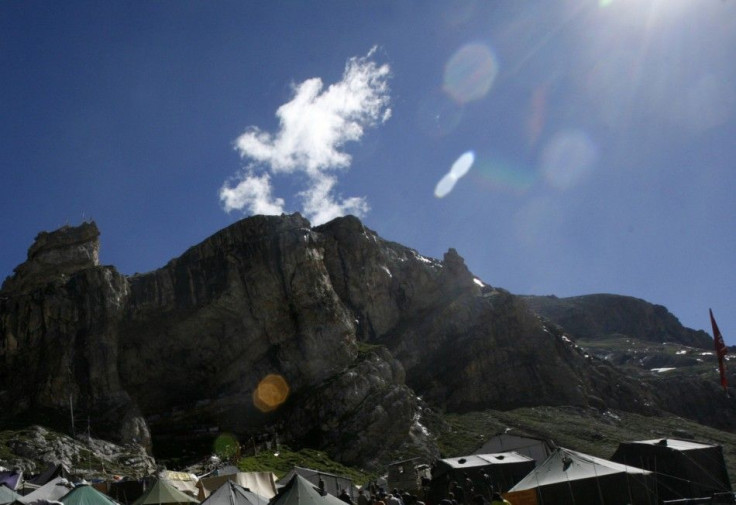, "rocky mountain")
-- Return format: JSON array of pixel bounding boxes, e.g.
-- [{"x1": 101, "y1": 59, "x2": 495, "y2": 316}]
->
[
  {"x1": 522, "y1": 294, "x2": 714, "y2": 349},
  {"x1": 1, "y1": 215, "x2": 734, "y2": 471},
  {"x1": 523, "y1": 294, "x2": 736, "y2": 431}
]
